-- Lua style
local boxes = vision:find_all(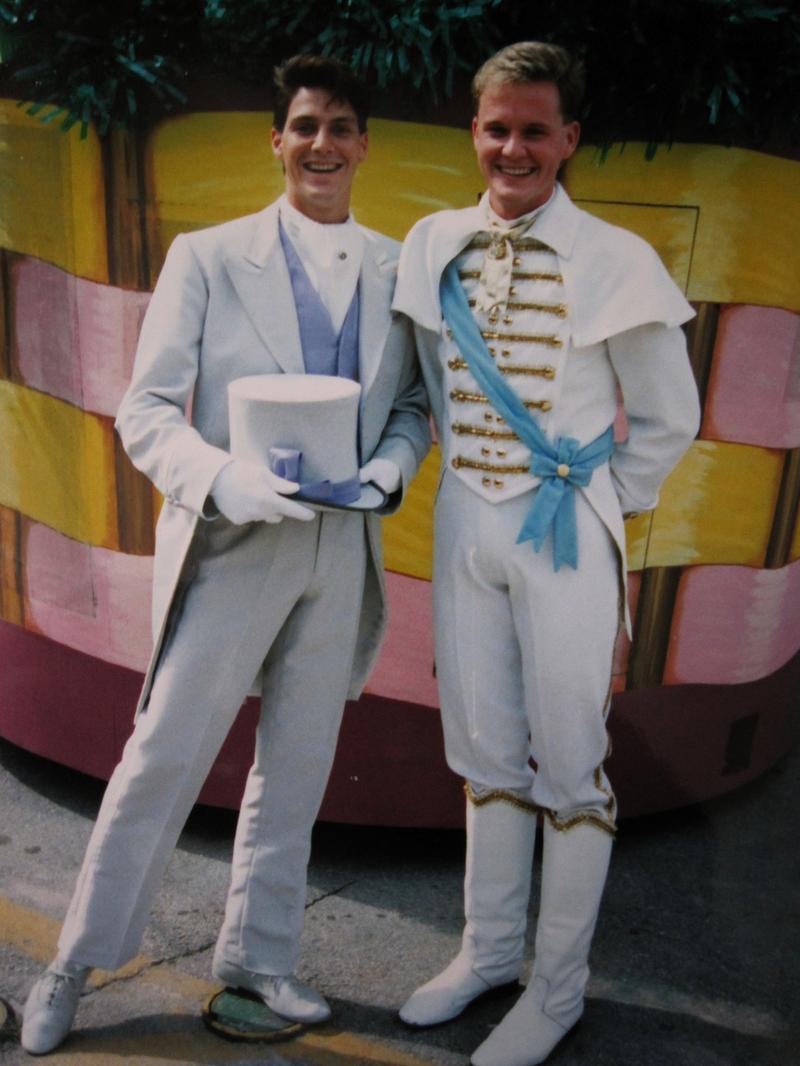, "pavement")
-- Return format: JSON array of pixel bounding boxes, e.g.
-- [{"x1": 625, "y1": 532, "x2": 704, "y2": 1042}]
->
[{"x1": 0, "y1": 724, "x2": 798, "y2": 1066}]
